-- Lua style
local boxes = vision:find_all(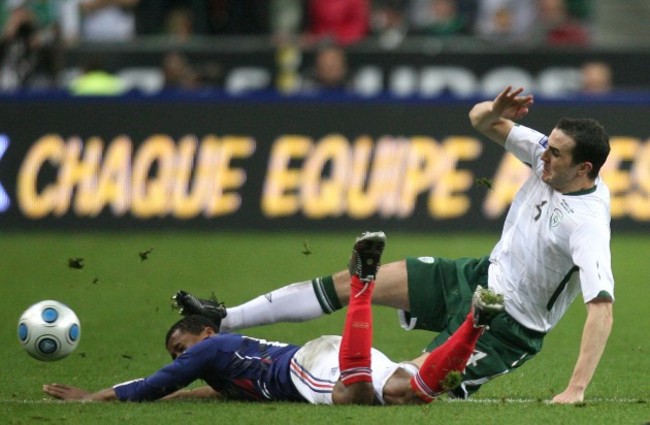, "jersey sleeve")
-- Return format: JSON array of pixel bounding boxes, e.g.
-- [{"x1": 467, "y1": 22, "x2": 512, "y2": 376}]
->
[
  {"x1": 113, "y1": 338, "x2": 222, "y2": 402},
  {"x1": 504, "y1": 124, "x2": 548, "y2": 173},
  {"x1": 570, "y1": 220, "x2": 615, "y2": 303}
]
